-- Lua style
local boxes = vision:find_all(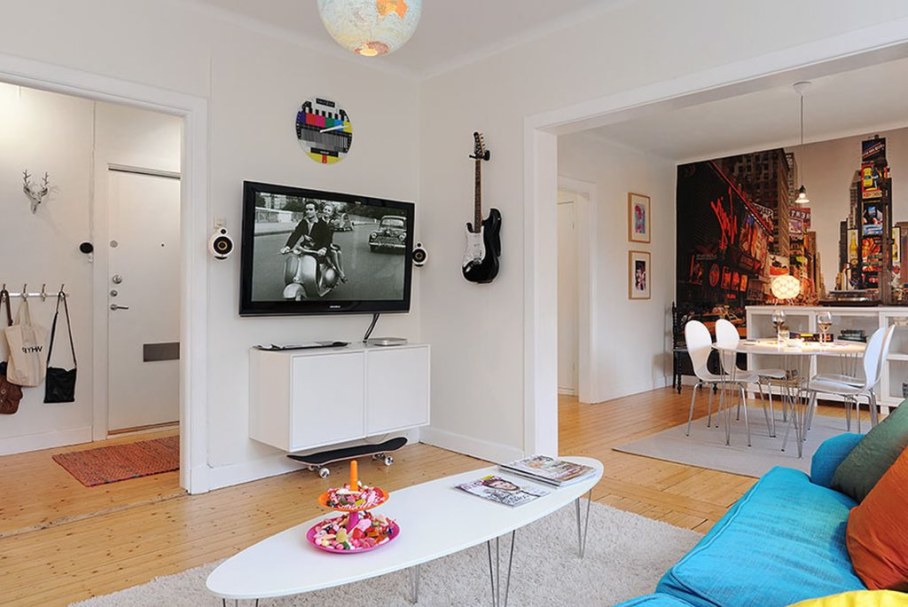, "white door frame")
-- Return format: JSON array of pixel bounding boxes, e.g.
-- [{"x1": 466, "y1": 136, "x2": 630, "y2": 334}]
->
[
  {"x1": 557, "y1": 178, "x2": 597, "y2": 403},
  {"x1": 524, "y1": 22, "x2": 908, "y2": 457},
  {"x1": 0, "y1": 53, "x2": 210, "y2": 494}
]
